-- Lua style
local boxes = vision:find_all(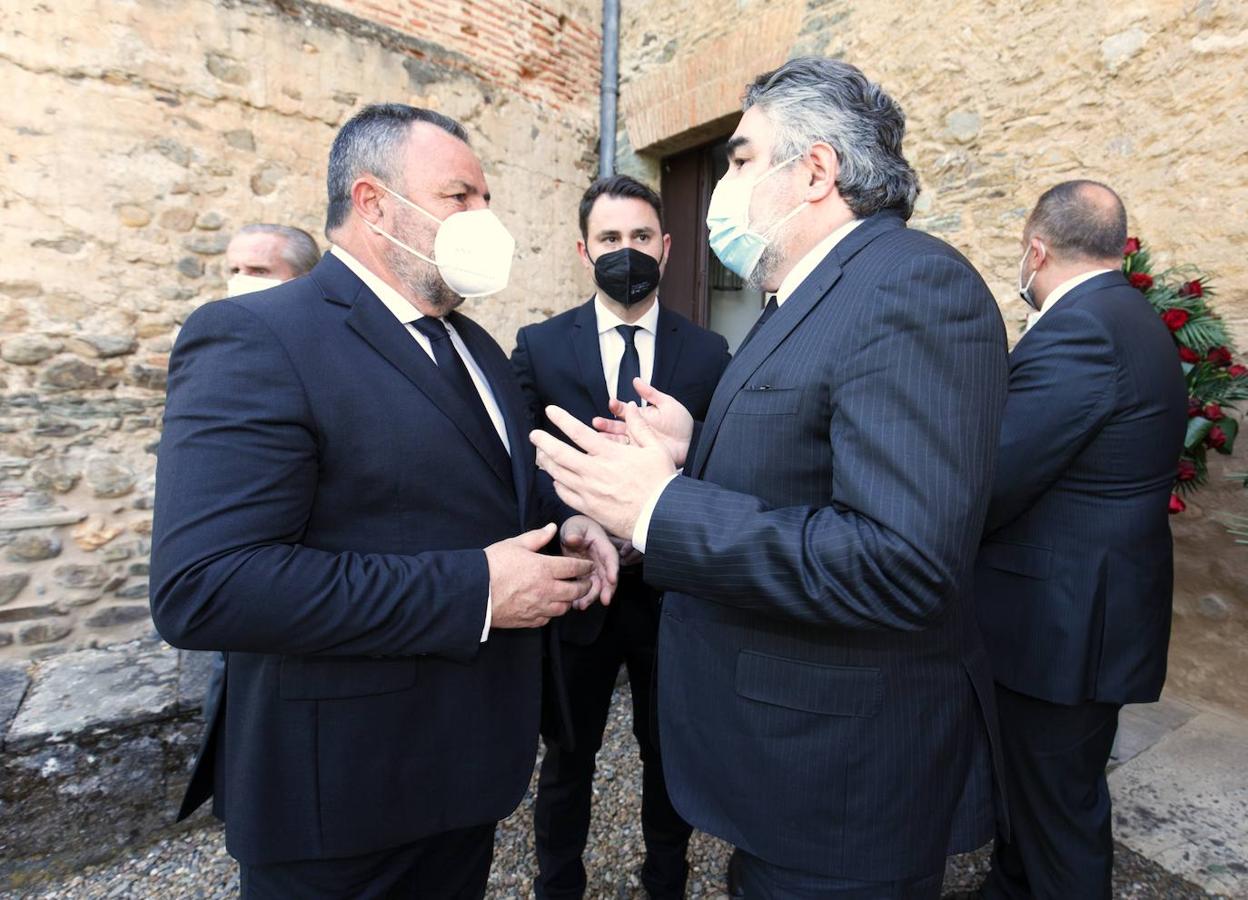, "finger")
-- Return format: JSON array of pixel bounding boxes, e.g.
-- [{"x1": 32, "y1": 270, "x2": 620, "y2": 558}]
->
[
  {"x1": 607, "y1": 398, "x2": 627, "y2": 419},
  {"x1": 572, "y1": 574, "x2": 599, "y2": 610},
  {"x1": 545, "y1": 406, "x2": 615, "y2": 456},
  {"x1": 621, "y1": 401, "x2": 660, "y2": 450},
  {"x1": 551, "y1": 481, "x2": 588, "y2": 516},
  {"x1": 546, "y1": 555, "x2": 595, "y2": 579},
  {"x1": 547, "y1": 579, "x2": 589, "y2": 606},
  {"x1": 531, "y1": 430, "x2": 592, "y2": 476},
  {"x1": 634, "y1": 379, "x2": 673, "y2": 406},
  {"x1": 515, "y1": 523, "x2": 557, "y2": 552}
]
